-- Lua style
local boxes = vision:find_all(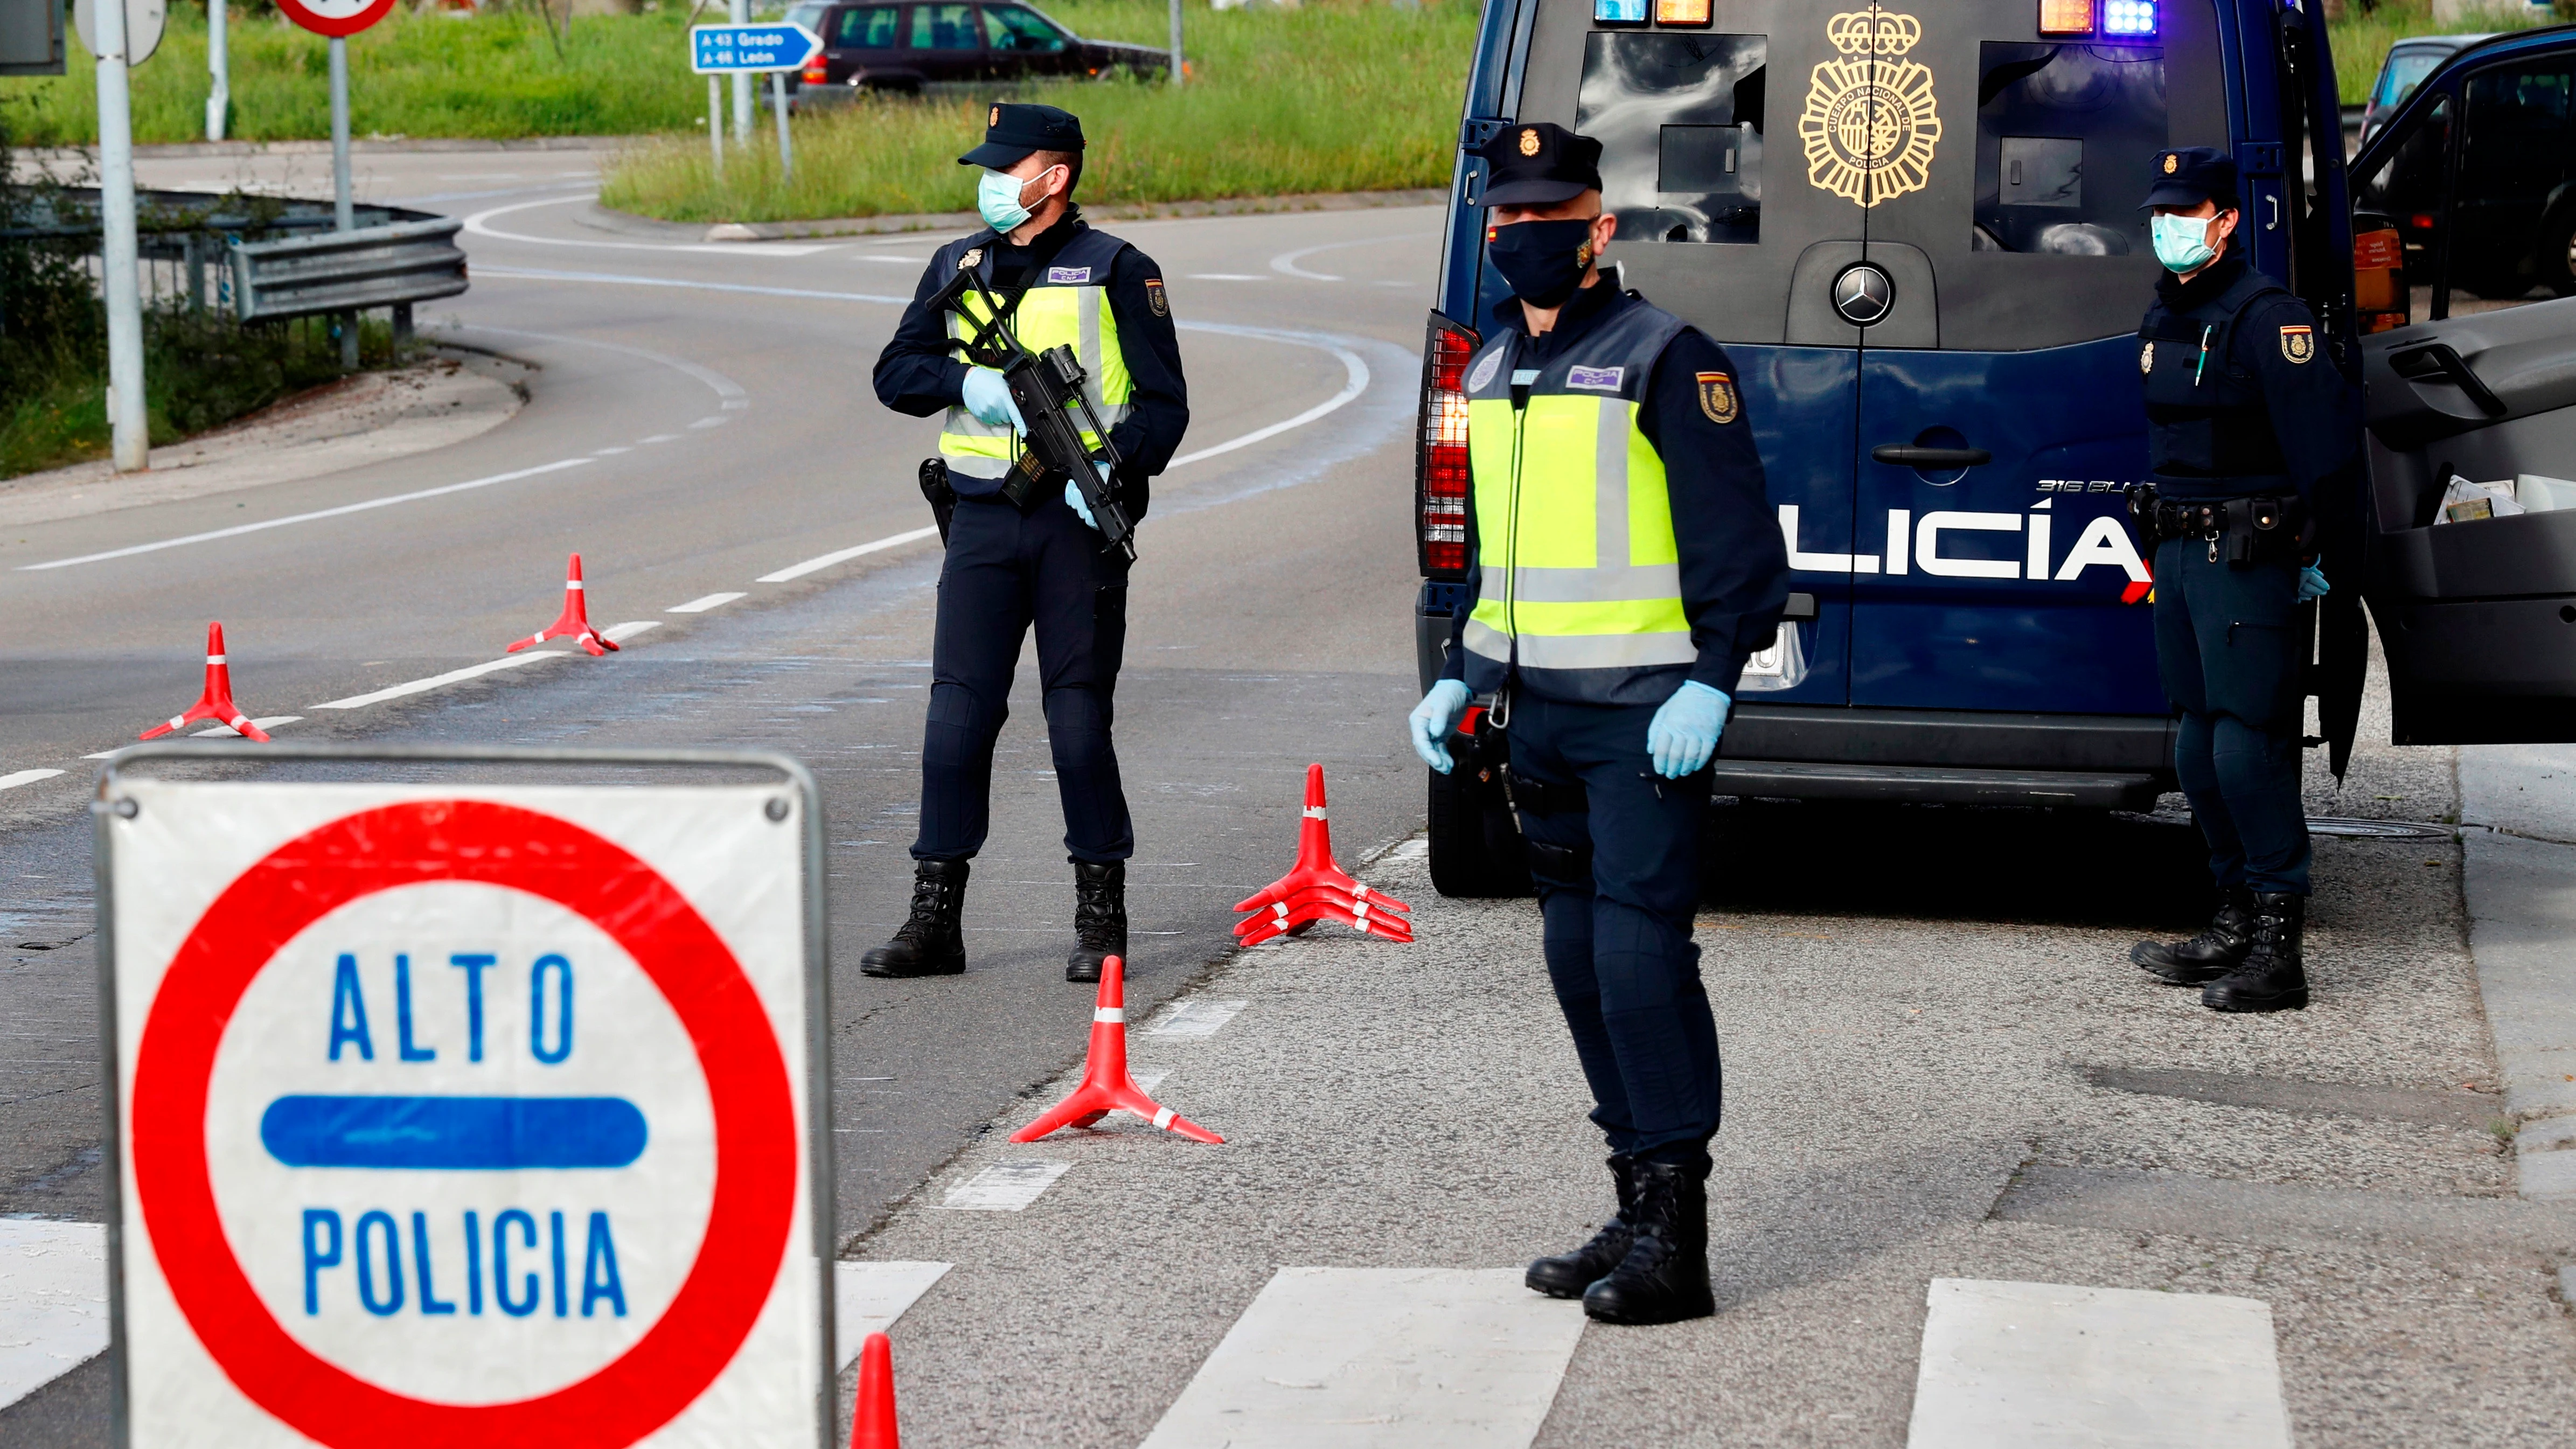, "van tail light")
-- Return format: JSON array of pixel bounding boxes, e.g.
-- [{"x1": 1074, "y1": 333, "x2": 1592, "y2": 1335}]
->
[
  {"x1": 802, "y1": 57, "x2": 829, "y2": 83},
  {"x1": 2037, "y1": 0, "x2": 2092, "y2": 34},
  {"x1": 1417, "y1": 312, "x2": 1480, "y2": 580},
  {"x1": 2354, "y1": 225, "x2": 2407, "y2": 332}
]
